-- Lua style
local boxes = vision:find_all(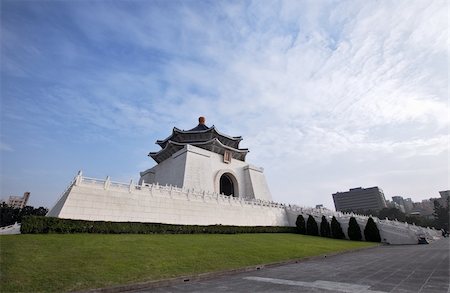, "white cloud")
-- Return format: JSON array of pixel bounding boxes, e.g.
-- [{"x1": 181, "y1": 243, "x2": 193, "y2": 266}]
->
[
  {"x1": 2, "y1": 0, "x2": 448, "y2": 208},
  {"x1": 121, "y1": 0, "x2": 448, "y2": 205},
  {"x1": 0, "y1": 142, "x2": 13, "y2": 152}
]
